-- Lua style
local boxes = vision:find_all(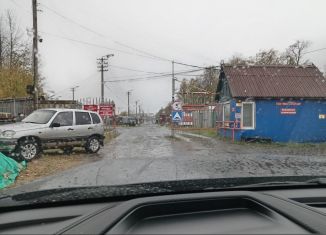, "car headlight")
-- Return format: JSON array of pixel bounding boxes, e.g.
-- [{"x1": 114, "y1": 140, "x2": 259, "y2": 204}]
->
[{"x1": 2, "y1": 130, "x2": 16, "y2": 138}]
